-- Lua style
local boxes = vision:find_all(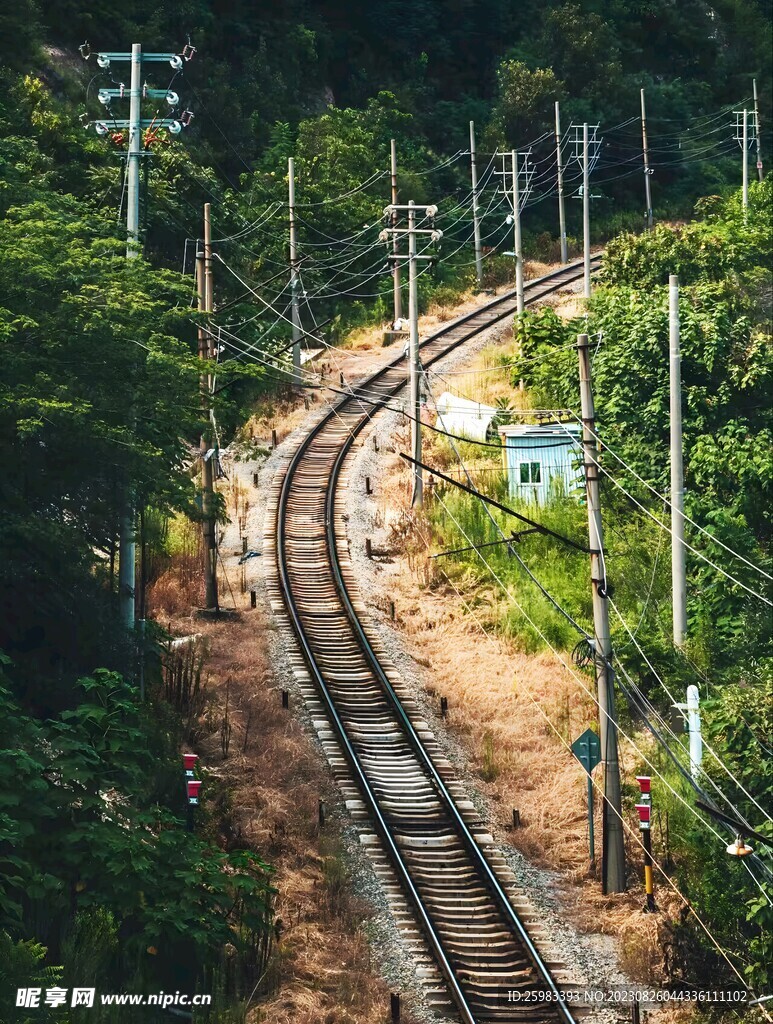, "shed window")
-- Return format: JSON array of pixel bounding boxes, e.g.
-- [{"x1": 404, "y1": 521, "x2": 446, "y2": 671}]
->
[{"x1": 519, "y1": 461, "x2": 542, "y2": 485}]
